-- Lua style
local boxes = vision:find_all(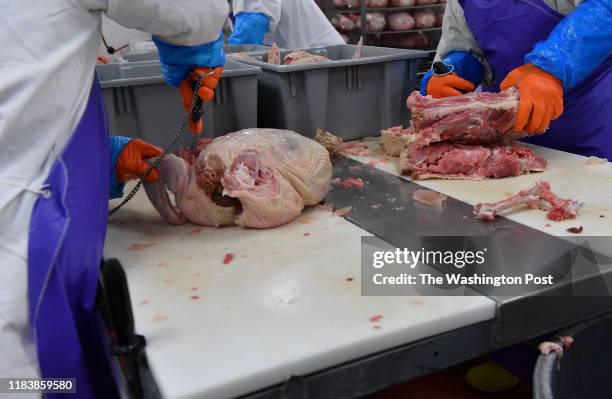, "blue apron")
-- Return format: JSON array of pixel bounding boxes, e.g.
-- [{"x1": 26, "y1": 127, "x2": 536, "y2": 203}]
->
[
  {"x1": 27, "y1": 79, "x2": 118, "y2": 398},
  {"x1": 460, "y1": 0, "x2": 612, "y2": 159}
]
